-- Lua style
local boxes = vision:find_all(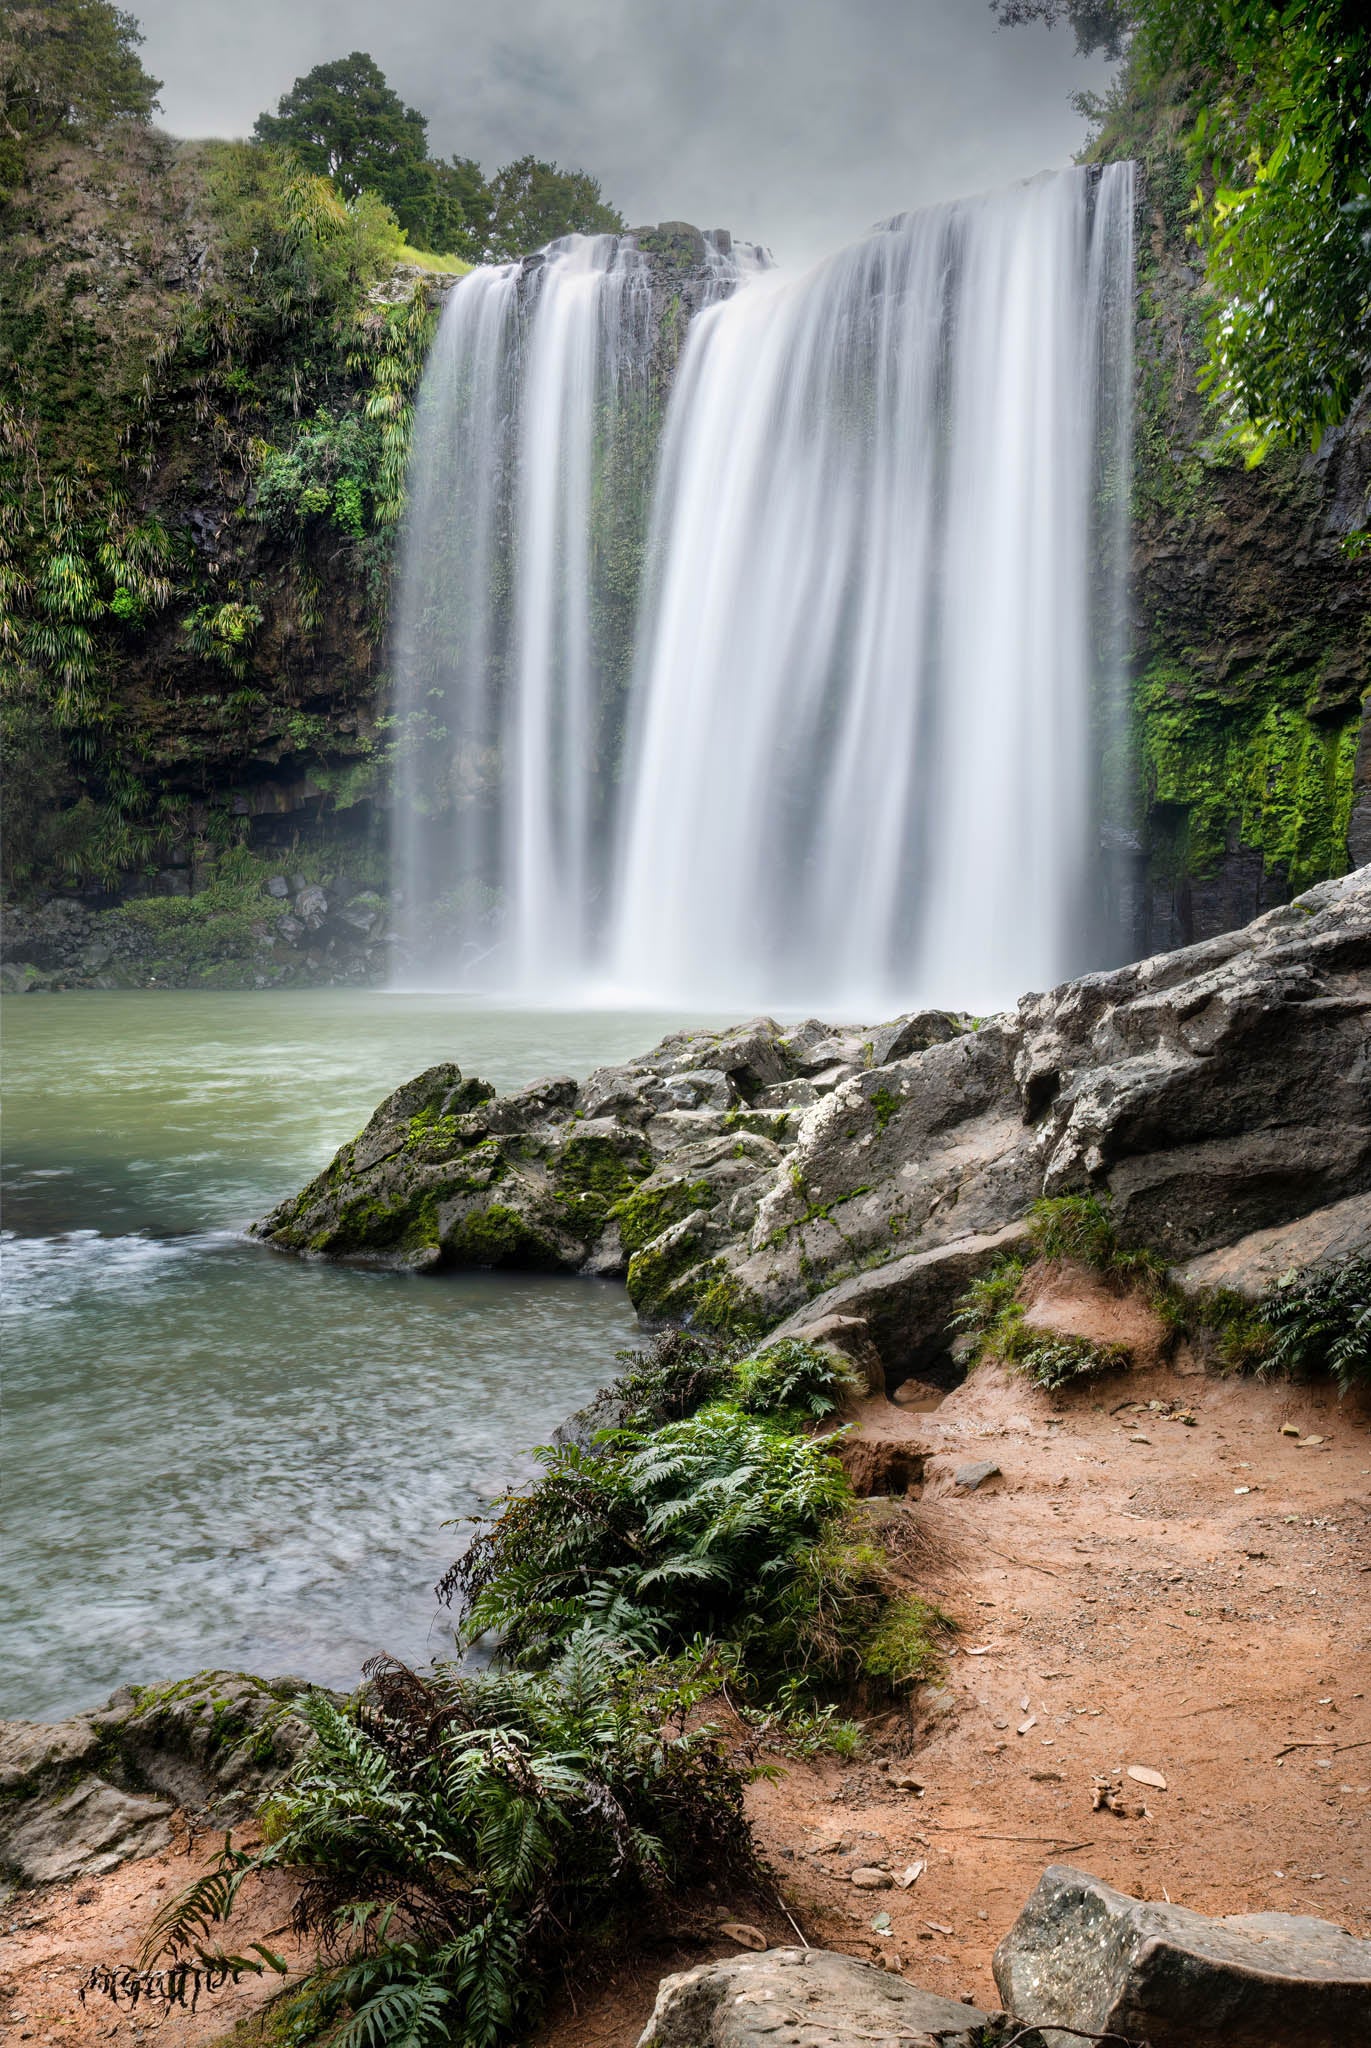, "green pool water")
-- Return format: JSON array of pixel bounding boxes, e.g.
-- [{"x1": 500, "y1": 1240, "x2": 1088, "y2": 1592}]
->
[{"x1": 1, "y1": 991, "x2": 723, "y2": 1718}]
